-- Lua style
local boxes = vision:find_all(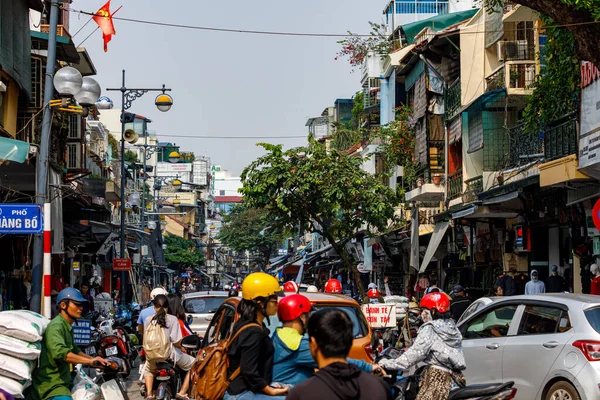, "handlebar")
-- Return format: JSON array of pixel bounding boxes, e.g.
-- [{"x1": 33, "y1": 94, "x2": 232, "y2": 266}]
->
[{"x1": 91, "y1": 360, "x2": 119, "y2": 370}]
